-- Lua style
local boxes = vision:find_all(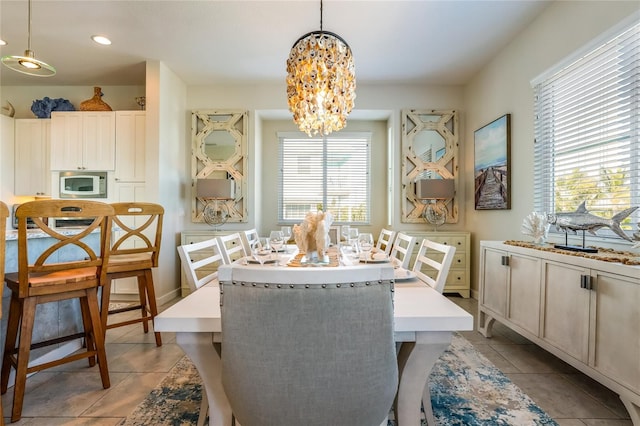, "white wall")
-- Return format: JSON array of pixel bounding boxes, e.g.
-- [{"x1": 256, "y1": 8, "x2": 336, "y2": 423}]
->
[{"x1": 463, "y1": 1, "x2": 639, "y2": 293}]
